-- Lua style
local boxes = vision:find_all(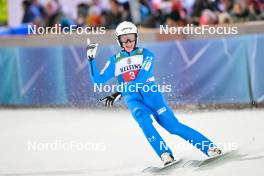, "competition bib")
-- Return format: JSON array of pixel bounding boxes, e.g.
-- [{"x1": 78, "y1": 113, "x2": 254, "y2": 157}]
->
[{"x1": 115, "y1": 55, "x2": 143, "y2": 82}]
